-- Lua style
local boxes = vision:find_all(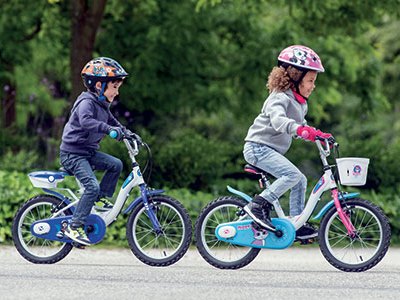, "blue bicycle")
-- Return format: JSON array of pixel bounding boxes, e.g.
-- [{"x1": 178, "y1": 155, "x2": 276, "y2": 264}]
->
[{"x1": 12, "y1": 133, "x2": 192, "y2": 266}]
